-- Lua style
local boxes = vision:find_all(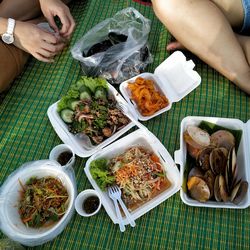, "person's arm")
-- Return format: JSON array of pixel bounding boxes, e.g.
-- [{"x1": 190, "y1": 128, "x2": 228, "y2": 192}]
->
[
  {"x1": 39, "y1": 0, "x2": 75, "y2": 39},
  {"x1": 1, "y1": 17, "x2": 65, "y2": 62},
  {"x1": 0, "y1": 17, "x2": 8, "y2": 35}
]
